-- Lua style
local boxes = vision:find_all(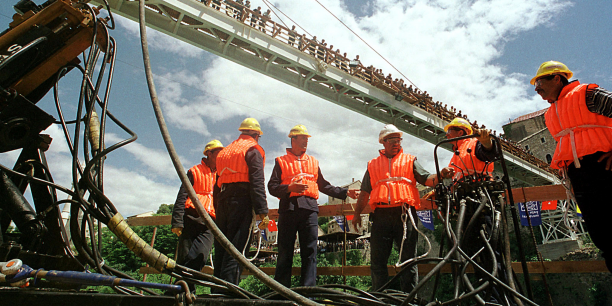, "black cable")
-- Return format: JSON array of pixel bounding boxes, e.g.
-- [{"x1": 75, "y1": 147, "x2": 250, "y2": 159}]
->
[{"x1": 101, "y1": 0, "x2": 116, "y2": 30}]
